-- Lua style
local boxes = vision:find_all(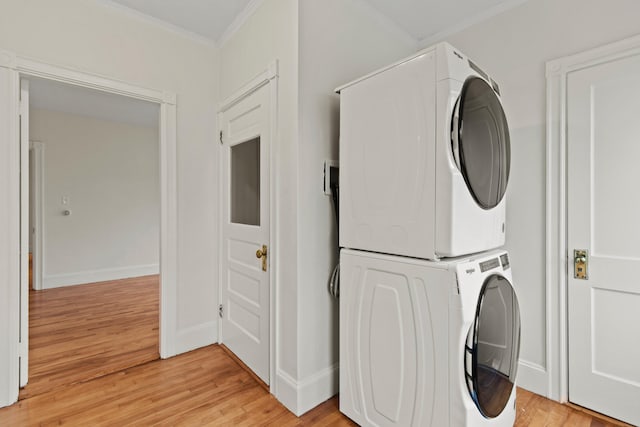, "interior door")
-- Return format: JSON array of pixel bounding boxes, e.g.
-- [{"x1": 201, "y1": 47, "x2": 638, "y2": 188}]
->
[
  {"x1": 220, "y1": 84, "x2": 270, "y2": 384},
  {"x1": 567, "y1": 51, "x2": 640, "y2": 426},
  {"x1": 19, "y1": 78, "x2": 29, "y2": 387}
]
